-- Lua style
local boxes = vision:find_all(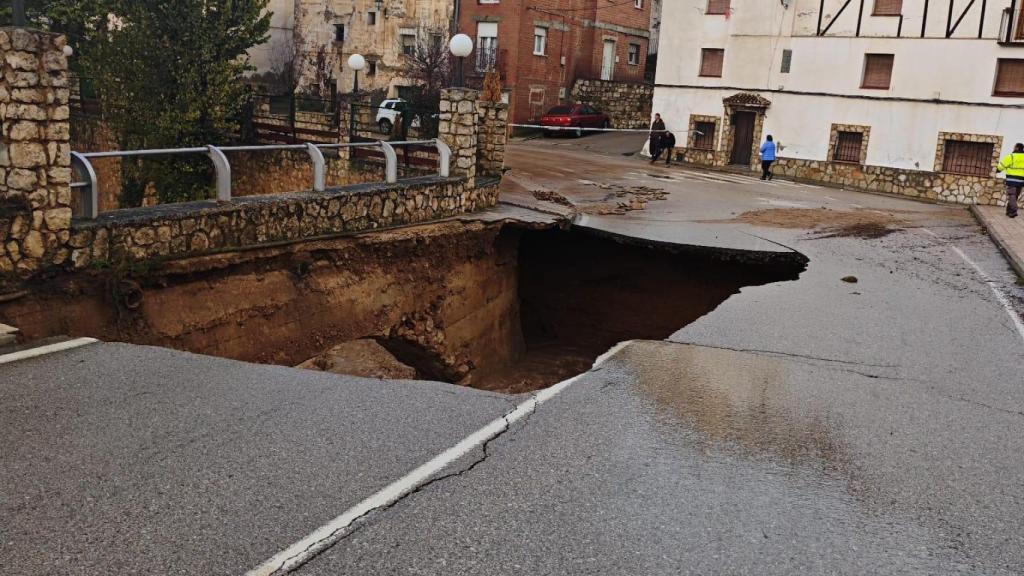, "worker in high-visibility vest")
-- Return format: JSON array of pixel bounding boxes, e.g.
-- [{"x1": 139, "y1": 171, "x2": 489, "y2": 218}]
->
[{"x1": 997, "y1": 142, "x2": 1024, "y2": 219}]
